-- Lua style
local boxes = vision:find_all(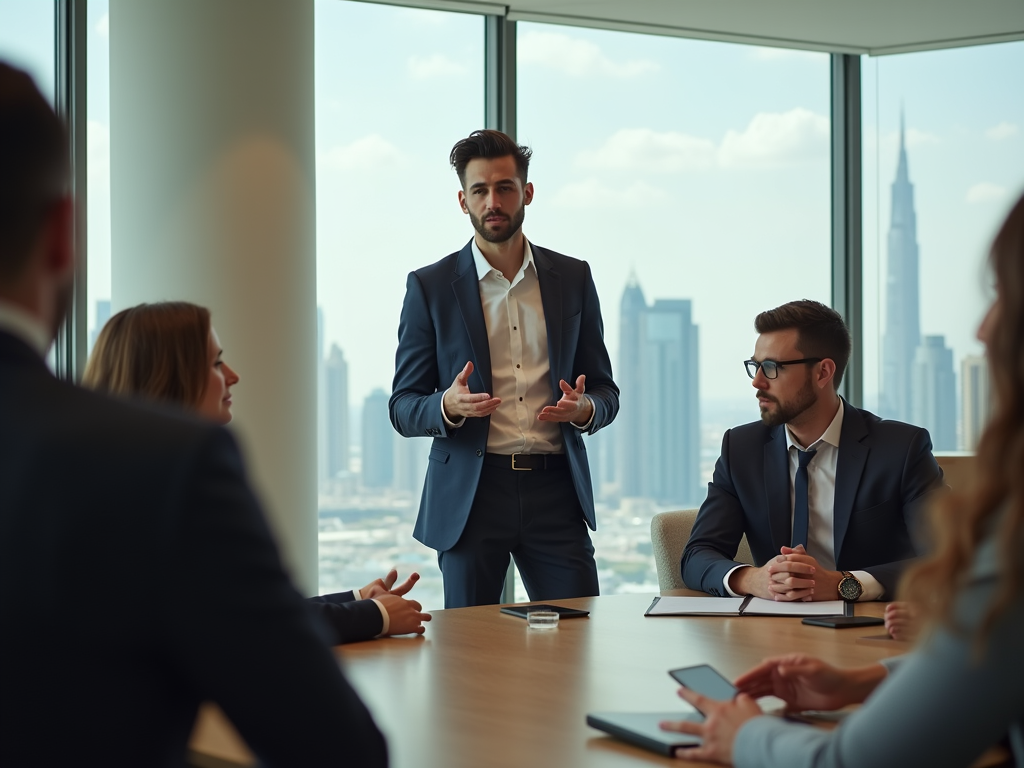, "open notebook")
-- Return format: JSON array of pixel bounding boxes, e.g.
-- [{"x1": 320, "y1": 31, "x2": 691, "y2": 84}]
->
[{"x1": 645, "y1": 595, "x2": 846, "y2": 617}]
